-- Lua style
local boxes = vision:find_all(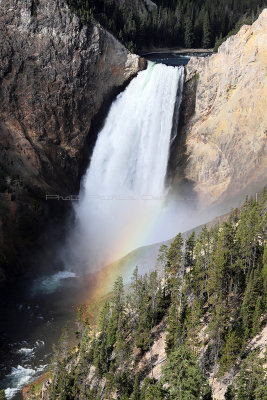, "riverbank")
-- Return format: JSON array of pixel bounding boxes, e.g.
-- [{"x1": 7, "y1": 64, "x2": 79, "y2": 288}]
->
[{"x1": 22, "y1": 372, "x2": 50, "y2": 400}]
